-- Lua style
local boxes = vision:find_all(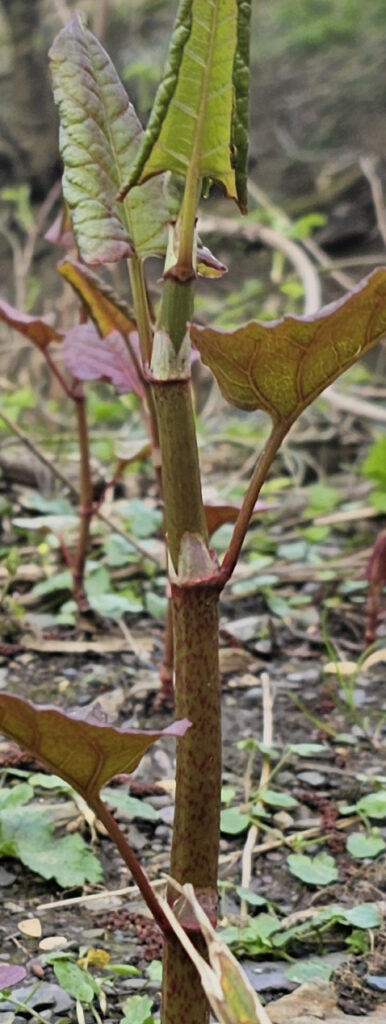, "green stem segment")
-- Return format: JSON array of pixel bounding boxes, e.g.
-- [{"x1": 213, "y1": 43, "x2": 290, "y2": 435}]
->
[
  {"x1": 152, "y1": 380, "x2": 207, "y2": 573},
  {"x1": 128, "y1": 255, "x2": 153, "y2": 365}
]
